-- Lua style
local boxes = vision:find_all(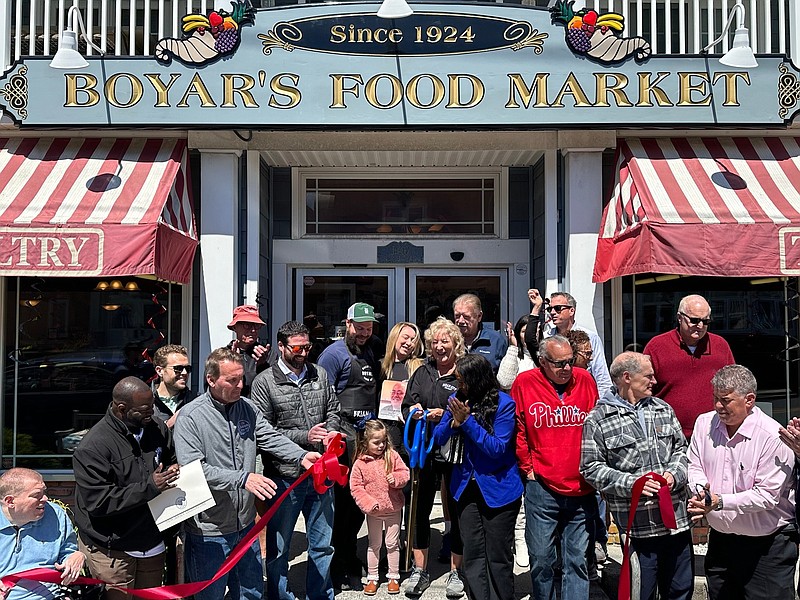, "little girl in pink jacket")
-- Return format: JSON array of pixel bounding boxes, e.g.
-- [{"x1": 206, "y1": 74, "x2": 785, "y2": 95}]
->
[{"x1": 350, "y1": 419, "x2": 410, "y2": 596}]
